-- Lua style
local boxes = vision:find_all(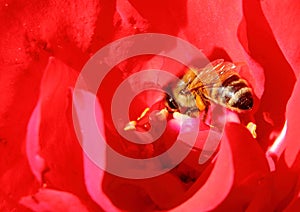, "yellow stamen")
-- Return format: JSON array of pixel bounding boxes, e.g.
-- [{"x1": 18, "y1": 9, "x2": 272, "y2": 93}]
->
[
  {"x1": 247, "y1": 122, "x2": 257, "y2": 138},
  {"x1": 155, "y1": 108, "x2": 168, "y2": 121},
  {"x1": 124, "y1": 121, "x2": 137, "y2": 131},
  {"x1": 137, "y1": 107, "x2": 150, "y2": 121}
]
